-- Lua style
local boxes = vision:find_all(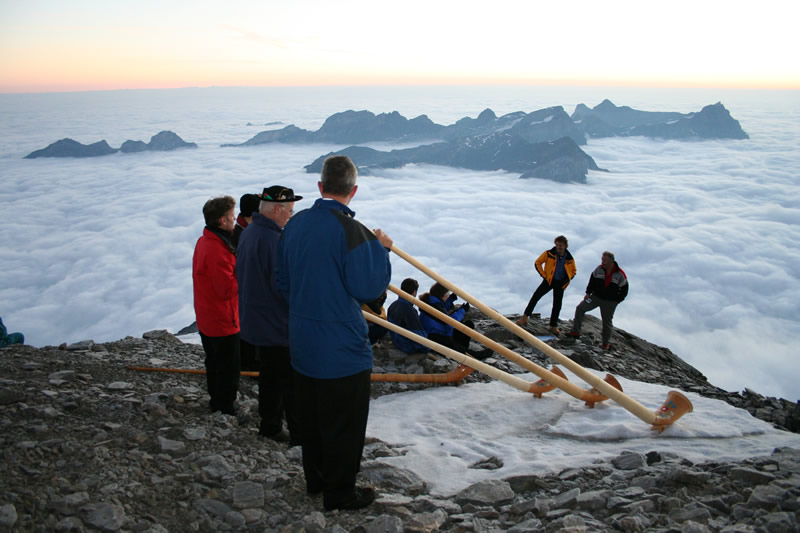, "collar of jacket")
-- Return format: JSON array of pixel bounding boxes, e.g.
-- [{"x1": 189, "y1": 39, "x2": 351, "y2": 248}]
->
[
  {"x1": 314, "y1": 197, "x2": 355, "y2": 218},
  {"x1": 205, "y1": 226, "x2": 235, "y2": 254},
  {"x1": 251, "y1": 212, "x2": 282, "y2": 232}
]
